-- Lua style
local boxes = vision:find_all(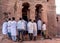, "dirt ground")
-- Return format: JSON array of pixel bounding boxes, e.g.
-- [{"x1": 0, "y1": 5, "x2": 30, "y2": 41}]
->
[{"x1": 0, "y1": 34, "x2": 60, "y2": 43}]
